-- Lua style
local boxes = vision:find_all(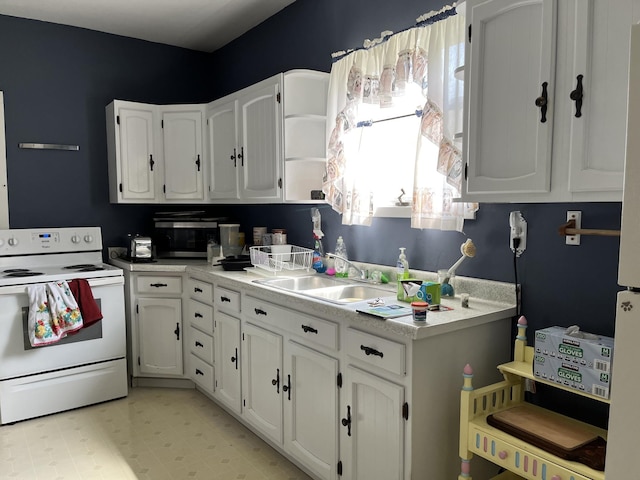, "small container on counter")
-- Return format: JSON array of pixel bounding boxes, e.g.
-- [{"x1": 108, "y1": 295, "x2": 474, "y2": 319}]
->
[{"x1": 411, "y1": 301, "x2": 429, "y2": 322}]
